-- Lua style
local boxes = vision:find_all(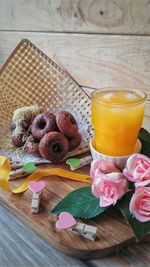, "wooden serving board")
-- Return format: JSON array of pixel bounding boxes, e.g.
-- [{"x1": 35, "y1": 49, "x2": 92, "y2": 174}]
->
[{"x1": 0, "y1": 156, "x2": 146, "y2": 260}]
